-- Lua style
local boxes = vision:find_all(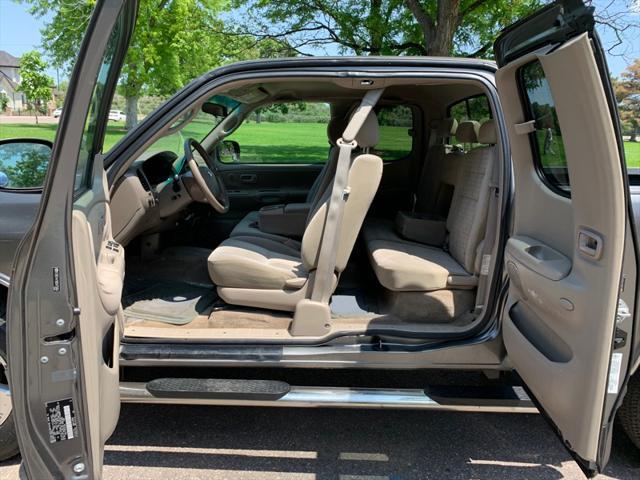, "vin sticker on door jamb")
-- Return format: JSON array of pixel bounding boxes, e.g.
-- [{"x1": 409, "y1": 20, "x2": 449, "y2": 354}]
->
[
  {"x1": 607, "y1": 352, "x2": 624, "y2": 395},
  {"x1": 46, "y1": 398, "x2": 78, "y2": 443}
]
